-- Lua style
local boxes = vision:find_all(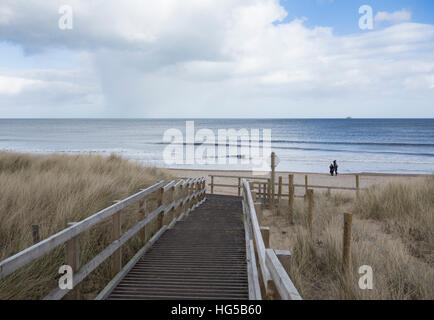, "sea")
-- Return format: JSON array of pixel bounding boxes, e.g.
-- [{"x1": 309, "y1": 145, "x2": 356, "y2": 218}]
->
[{"x1": 0, "y1": 119, "x2": 433, "y2": 174}]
